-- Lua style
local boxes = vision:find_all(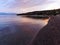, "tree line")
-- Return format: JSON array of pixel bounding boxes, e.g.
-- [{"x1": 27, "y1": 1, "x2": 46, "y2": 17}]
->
[{"x1": 17, "y1": 9, "x2": 60, "y2": 16}]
